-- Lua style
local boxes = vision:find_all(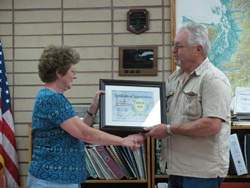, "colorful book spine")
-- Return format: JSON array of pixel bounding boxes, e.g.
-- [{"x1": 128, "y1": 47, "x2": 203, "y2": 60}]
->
[
  {"x1": 110, "y1": 145, "x2": 135, "y2": 179},
  {"x1": 85, "y1": 150, "x2": 98, "y2": 179},
  {"x1": 126, "y1": 147, "x2": 141, "y2": 179},
  {"x1": 96, "y1": 145, "x2": 125, "y2": 180}
]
